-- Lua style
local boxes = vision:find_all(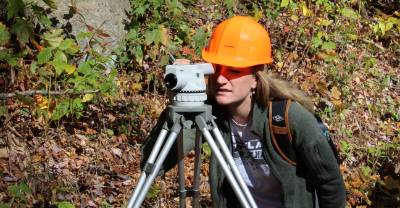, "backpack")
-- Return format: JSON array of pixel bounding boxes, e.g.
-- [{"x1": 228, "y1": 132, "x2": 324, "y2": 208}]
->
[{"x1": 268, "y1": 99, "x2": 340, "y2": 165}]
